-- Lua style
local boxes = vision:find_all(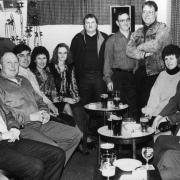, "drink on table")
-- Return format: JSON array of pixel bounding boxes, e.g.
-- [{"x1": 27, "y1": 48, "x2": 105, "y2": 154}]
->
[
  {"x1": 112, "y1": 116, "x2": 122, "y2": 136},
  {"x1": 100, "y1": 93, "x2": 108, "y2": 108},
  {"x1": 140, "y1": 117, "x2": 149, "y2": 132},
  {"x1": 100, "y1": 143, "x2": 115, "y2": 156},
  {"x1": 113, "y1": 90, "x2": 121, "y2": 108}
]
